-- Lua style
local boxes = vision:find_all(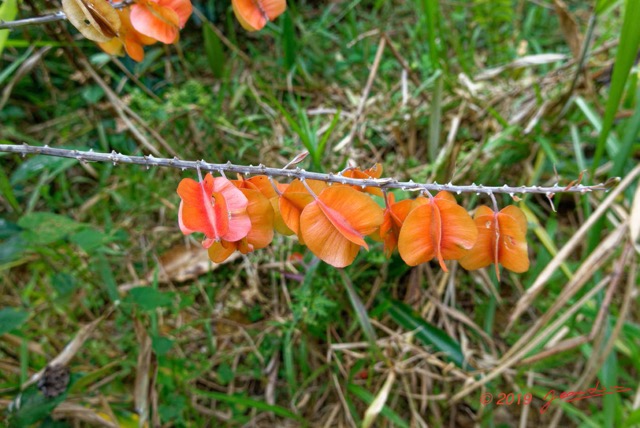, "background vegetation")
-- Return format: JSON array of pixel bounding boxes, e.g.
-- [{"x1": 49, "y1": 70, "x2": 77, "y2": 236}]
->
[{"x1": 1, "y1": 0, "x2": 639, "y2": 426}]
